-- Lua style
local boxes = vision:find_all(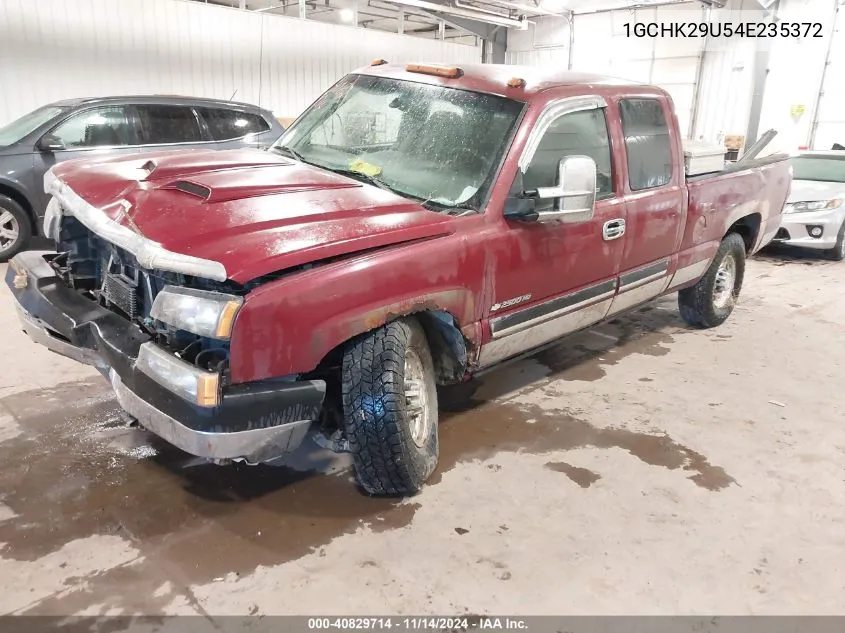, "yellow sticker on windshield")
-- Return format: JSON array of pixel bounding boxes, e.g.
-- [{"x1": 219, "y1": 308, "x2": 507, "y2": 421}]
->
[{"x1": 349, "y1": 159, "x2": 382, "y2": 177}]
